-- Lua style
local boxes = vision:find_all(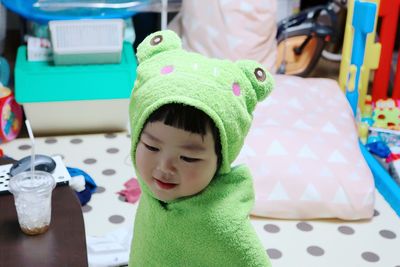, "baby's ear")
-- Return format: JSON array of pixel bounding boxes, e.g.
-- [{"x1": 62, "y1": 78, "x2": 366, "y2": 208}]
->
[
  {"x1": 236, "y1": 60, "x2": 274, "y2": 113},
  {"x1": 137, "y1": 30, "x2": 182, "y2": 63}
]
